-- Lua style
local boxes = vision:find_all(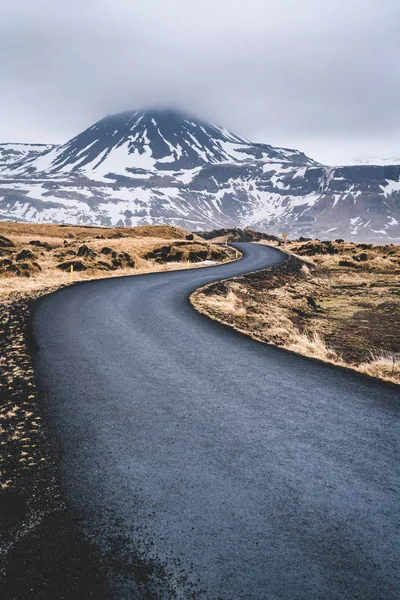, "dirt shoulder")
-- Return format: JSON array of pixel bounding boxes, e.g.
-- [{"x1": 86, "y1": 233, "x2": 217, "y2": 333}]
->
[
  {"x1": 1, "y1": 288, "x2": 113, "y2": 598},
  {"x1": 191, "y1": 239, "x2": 400, "y2": 385}
]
